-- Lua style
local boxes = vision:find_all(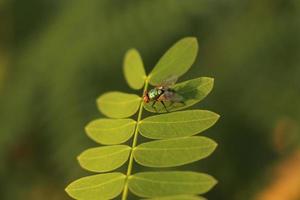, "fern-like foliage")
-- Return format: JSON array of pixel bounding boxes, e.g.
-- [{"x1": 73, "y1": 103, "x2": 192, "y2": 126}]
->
[{"x1": 65, "y1": 37, "x2": 220, "y2": 200}]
